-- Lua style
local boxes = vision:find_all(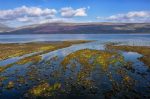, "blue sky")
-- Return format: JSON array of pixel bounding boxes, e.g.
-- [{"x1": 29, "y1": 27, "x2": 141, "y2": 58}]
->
[{"x1": 0, "y1": 0, "x2": 150, "y2": 27}]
